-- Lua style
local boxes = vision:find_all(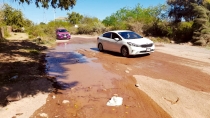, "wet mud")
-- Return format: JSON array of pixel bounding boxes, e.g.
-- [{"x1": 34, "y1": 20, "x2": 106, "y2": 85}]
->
[{"x1": 32, "y1": 37, "x2": 210, "y2": 118}]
